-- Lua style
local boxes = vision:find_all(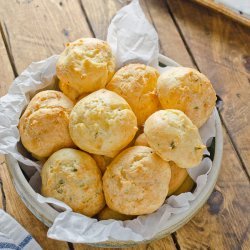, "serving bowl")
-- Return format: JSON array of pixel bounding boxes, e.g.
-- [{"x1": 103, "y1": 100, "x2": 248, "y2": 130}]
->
[{"x1": 5, "y1": 54, "x2": 223, "y2": 248}]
